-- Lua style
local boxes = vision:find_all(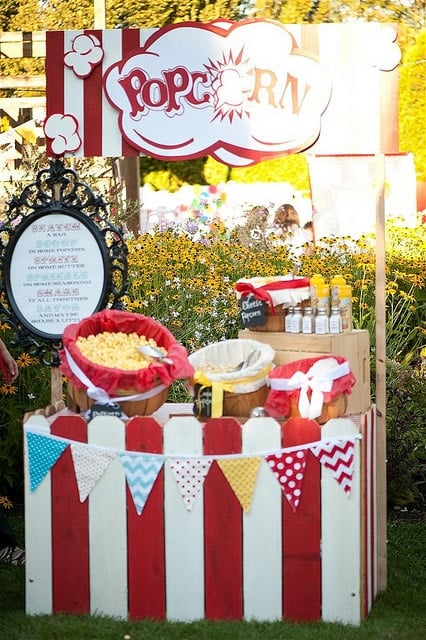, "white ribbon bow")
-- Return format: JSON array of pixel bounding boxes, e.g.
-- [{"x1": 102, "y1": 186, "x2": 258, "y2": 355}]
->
[{"x1": 269, "y1": 360, "x2": 350, "y2": 420}]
